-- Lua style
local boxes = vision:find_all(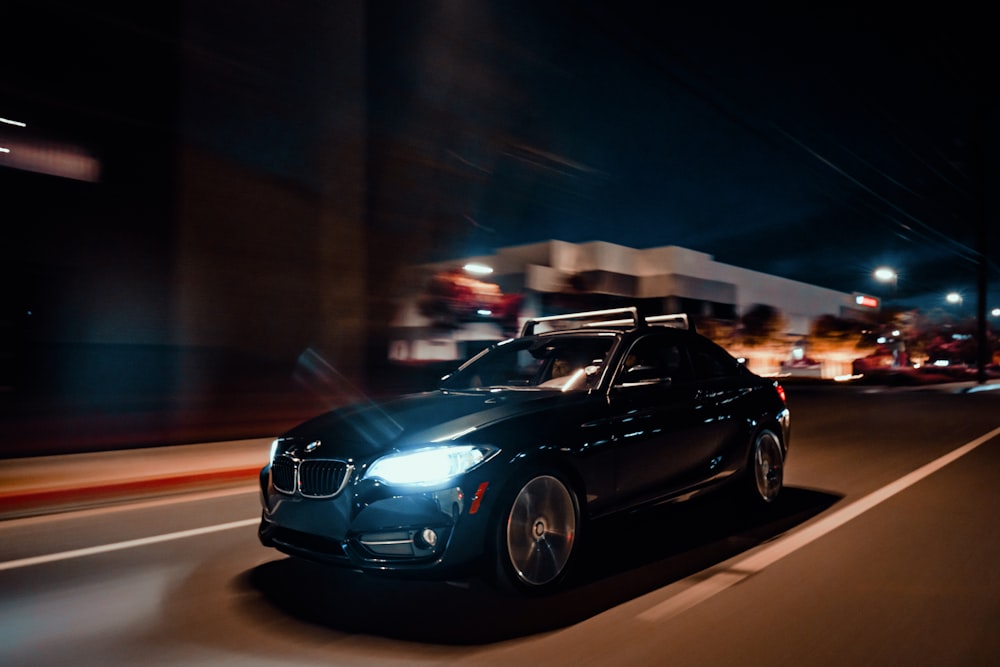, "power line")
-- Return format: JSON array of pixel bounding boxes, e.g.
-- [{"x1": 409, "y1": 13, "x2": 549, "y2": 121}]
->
[
  {"x1": 771, "y1": 124, "x2": 992, "y2": 272},
  {"x1": 573, "y1": 4, "x2": 997, "y2": 280}
]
